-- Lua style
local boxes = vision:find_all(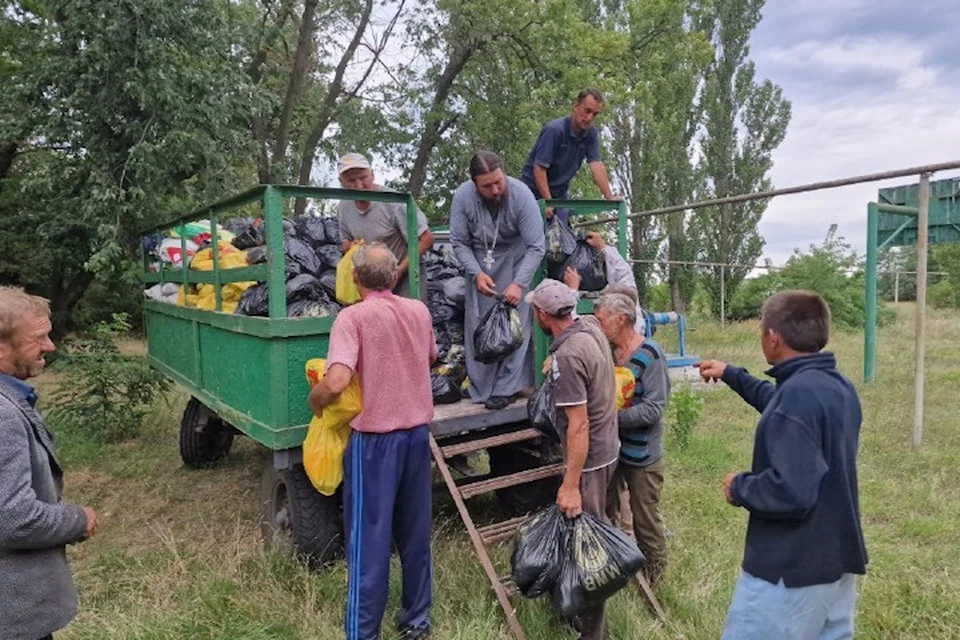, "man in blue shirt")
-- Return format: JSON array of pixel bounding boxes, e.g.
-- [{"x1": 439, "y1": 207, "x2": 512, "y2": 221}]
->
[
  {"x1": 520, "y1": 88, "x2": 618, "y2": 223},
  {"x1": 696, "y1": 290, "x2": 868, "y2": 640}
]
